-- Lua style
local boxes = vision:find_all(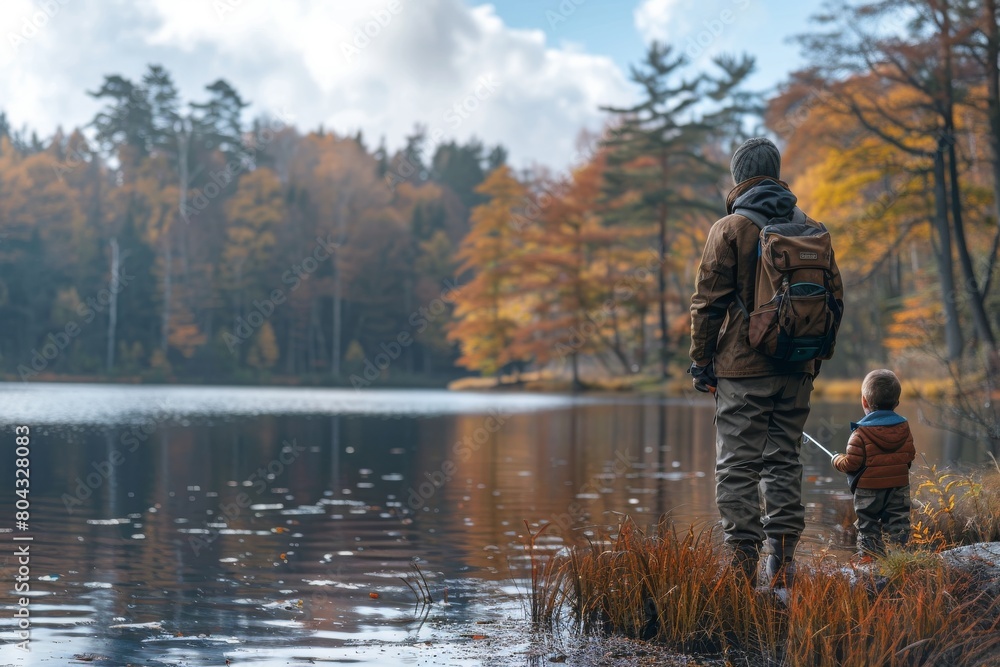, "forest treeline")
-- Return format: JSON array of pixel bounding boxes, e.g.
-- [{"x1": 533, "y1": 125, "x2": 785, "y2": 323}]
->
[
  {"x1": 0, "y1": 64, "x2": 505, "y2": 383},
  {"x1": 2, "y1": 0, "x2": 999, "y2": 393}
]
